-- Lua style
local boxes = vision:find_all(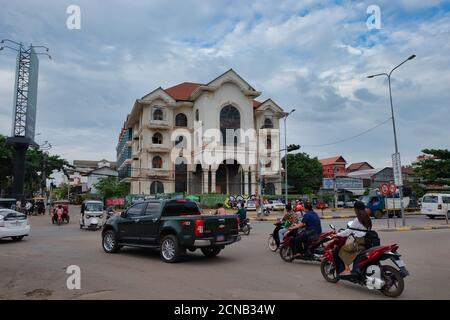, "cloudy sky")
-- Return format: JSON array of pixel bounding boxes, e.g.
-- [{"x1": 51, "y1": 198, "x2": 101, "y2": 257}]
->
[{"x1": 1, "y1": 0, "x2": 449, "y2": 169}]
